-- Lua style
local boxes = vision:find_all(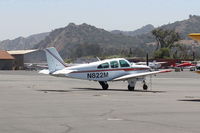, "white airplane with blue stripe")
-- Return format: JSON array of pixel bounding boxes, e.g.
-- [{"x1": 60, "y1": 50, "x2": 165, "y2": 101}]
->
[{"x1": 39, "y1": 47, "x2": 172, "y2": 91}]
